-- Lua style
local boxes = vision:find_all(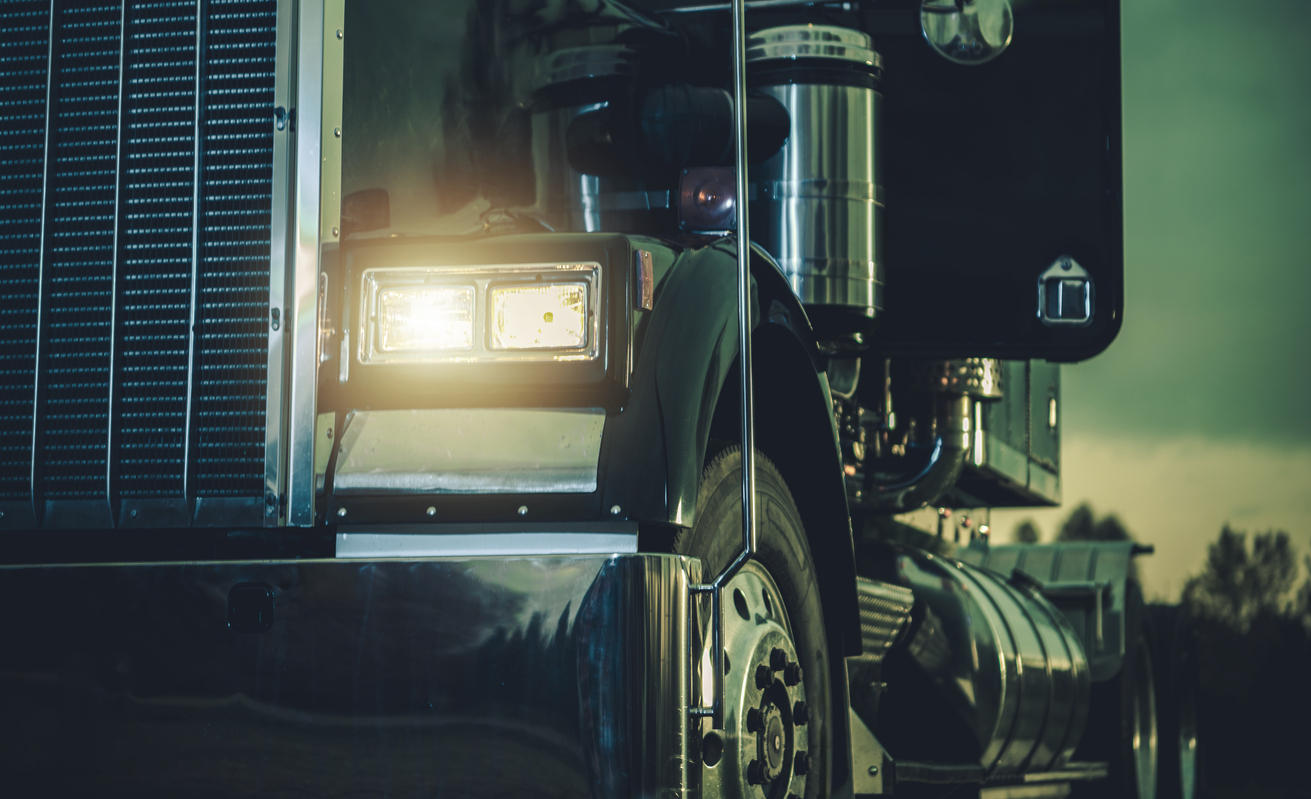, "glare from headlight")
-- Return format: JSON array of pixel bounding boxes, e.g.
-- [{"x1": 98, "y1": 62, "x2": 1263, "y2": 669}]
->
[
  {"x1": 490, "y1": 283, "x2": 588, "y2": 350},
  {"x1": 378, "y1": 285, "x2": 475, "y2": 352}
]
